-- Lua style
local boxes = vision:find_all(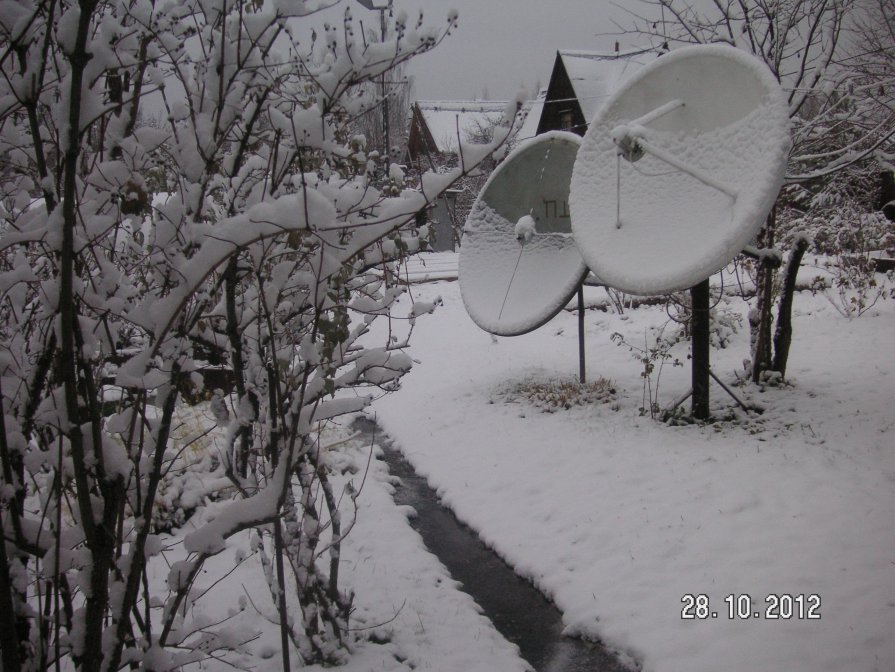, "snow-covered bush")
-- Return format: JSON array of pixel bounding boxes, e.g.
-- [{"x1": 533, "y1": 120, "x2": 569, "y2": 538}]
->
[
  {"x1": 149, "y1": 404, "x2": 227, "y2": 533},
  {"x1": 779, "y1": 160, "x2": 895, "y2": 257},
  {"x1": 809, "y1": 259, "x2": 892, "y2": 318},
  {"x1": 667, "y1": 295, "x2": 743, "y2": 350},
  {"x1": 779, "y1": 167, "x2": 895, "y2": 318},
  {"x1": 0, "y1": 1, "x2": 514, "y2": 670},
  {"x1": 611, "y1": 322, "x2": 686, "y2": 418},
  {"x1": 792, "y1": 211, "x2": 894, "y2": 257}
]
